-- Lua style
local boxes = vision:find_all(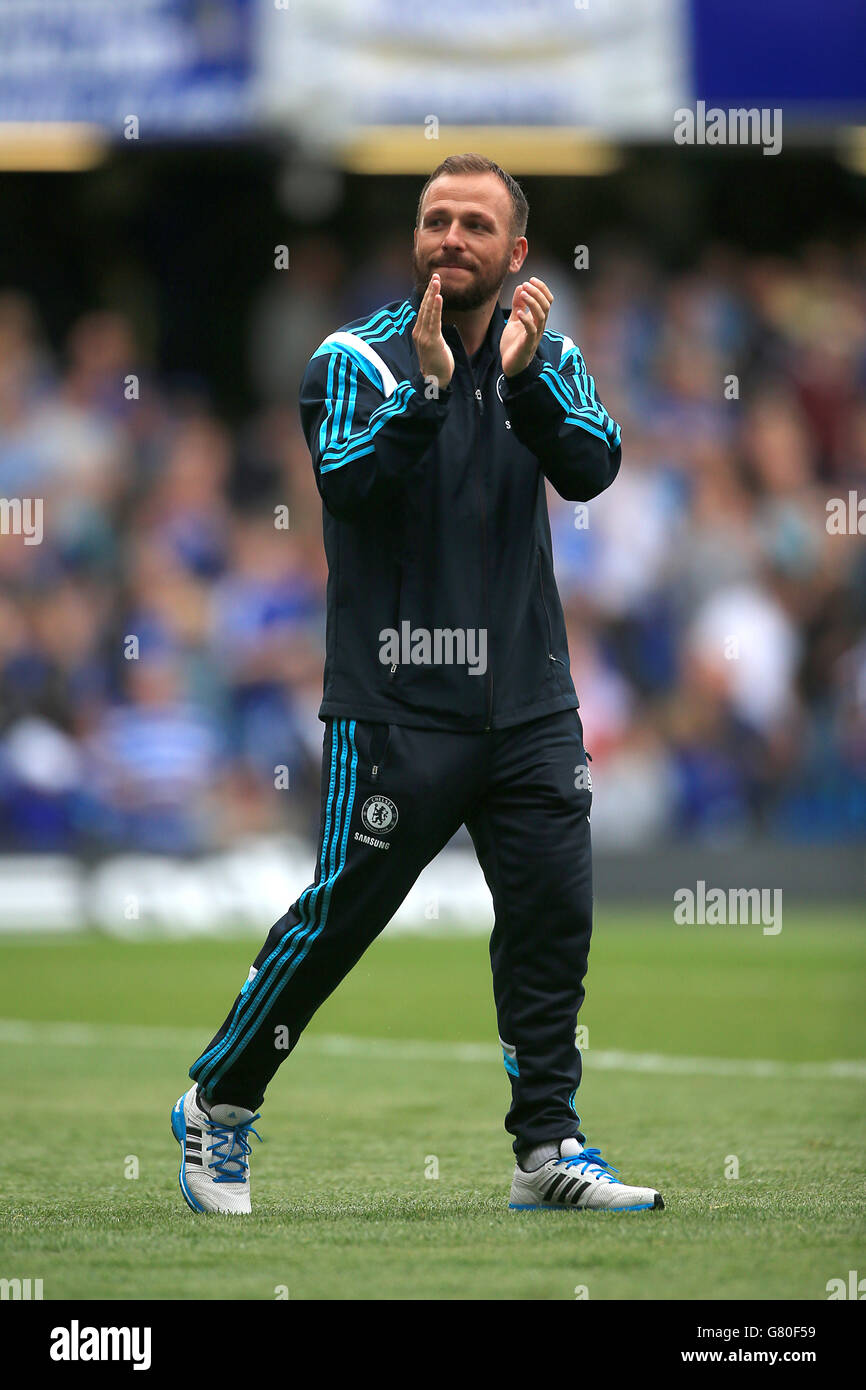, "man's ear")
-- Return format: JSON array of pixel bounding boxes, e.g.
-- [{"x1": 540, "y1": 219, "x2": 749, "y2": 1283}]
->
[{"x1": 509, "y1": 237, "x2": 528, "y2": 275}]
